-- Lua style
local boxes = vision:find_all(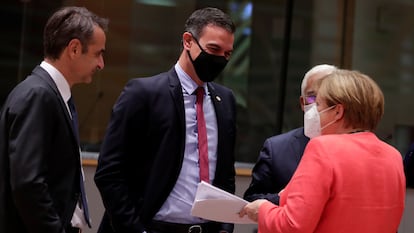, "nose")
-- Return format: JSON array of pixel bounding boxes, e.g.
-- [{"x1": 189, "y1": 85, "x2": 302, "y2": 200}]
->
[{"x1": 97, "y1": 56, "x2": 105, "y2": 70}]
